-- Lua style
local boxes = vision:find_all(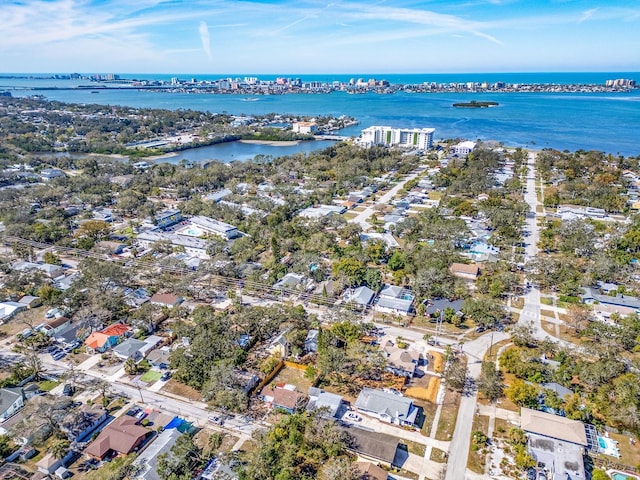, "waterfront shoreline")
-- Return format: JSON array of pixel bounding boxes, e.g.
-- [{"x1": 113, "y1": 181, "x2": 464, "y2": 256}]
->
[{"x1": 239, "y1": 139, "x2": 302, "y2": 146}]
